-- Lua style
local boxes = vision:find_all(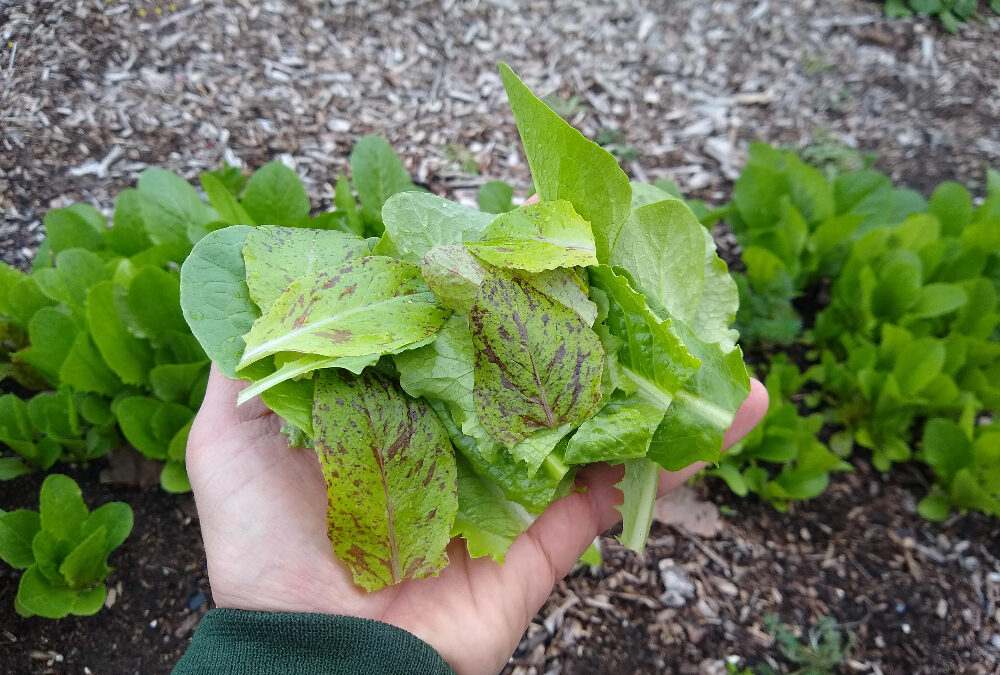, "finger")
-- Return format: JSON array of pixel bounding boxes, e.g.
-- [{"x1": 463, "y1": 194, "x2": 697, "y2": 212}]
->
[
  {"x1": 198, "y1": 364, "x2": 273, "y2": 426},
  {"x1": 517, "y1": 377, "x2": 768, "y2": 580}
]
